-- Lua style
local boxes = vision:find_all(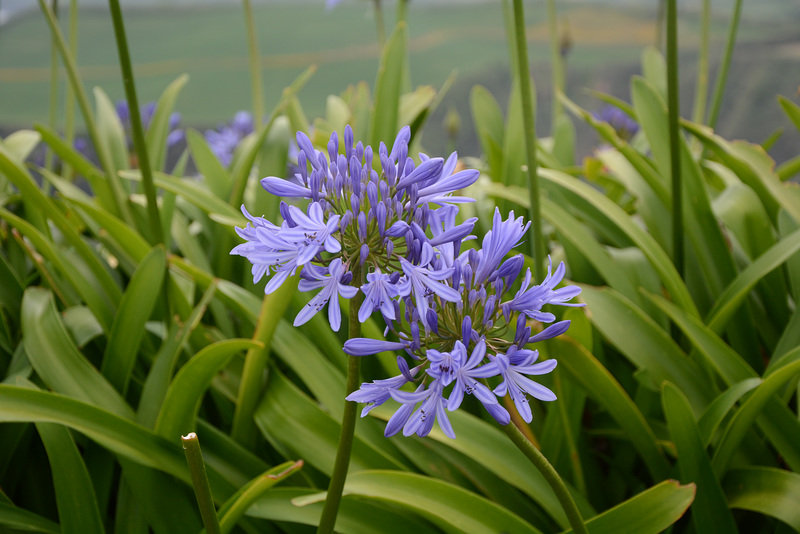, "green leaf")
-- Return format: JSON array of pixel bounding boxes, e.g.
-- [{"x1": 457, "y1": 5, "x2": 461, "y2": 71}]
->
[
  {"x1": 186, "y1": 128, "x2": 231, "y2": 199},
  {"x1": 94, "y1": 86, "x2": 129, "y2": 175},
  {"x1": 137, "y1": 283, "x2": 217, "y2": 429},
  {"x1": 778, "y1": 95, "x2": 800, "y2": 133},
  {"x1": 340, "y1": 470, "x2": 542, "y2": 534},
  {"x1": 697, "y1": 378, "x2": 762, "y2": 446},
  {"x1": 154, "y1": 339, "x2": 259, "y2": 441},
  {"x1": 0, "y1": 207, "x2": 116, "y2": 332},
  {"x1": 662, "y1": 383, "x2": 737, "y2": 533},
  {"x1": 217, "y1": 460, "x2": 303, "y2": 534},
  {"x1": 247, "y1": 487, "x2": 440, "y2": 534},
  {"x1": 62, "y1": 305, "x2": 104, "y2": 348},
  {"x1": 34, "y1": 125, "x2": 109, "y2": 207},
  {"x1": 713, "y1": 359, "x2": 800, "y2": 476},
  {"x1": 644, "y1": 291, "x2": 754, "y2": 385},
  {"x1": 552, "y1": 336, "x2": 670, "y2": 481},
  {"x1": 121, "y1": 170, "x2": 243, "y2": 225},
  {"x1": 541, "y1": 168, "x2": 698, "y2": 317},
  {"x1": 399, "y1": 86, "x2": 436, "y2": 131},
  {"x1": 683, "y1": 119, "x2": 800, "y2": 224},
  {"x1": 705, "y1": 227, "x2": 800, "y2": 334},
  {"x1": 145, "y1": 74, "x2": 188, "y2": 171},
  {"x1": 2, "y1": 130, "x2": 40, "y2": 162},
  {"x1": 470, "y1": 85, "x2": 506, "y2": 183},
  {"x1": 724, "y1": 467, "x2": 800, "y2": 530},
  {"x1": 366, "y1": 404, "x2": 593, "y2": 529},
  {"x1": 552, "y1": 113, "x2": 576, "y2": 167},
  {"x1": 37, "y1": 422, "x2": 106, "y2": 534},
  {"x1": 579, "y1": 285, "x2": 711, "y2": 411},
  {"x1": 641, "y1": 46, "x2": 667, "y2": 101},
  {"x1": 21, "y1": 287, "x2": 133, "y2": 418},
  {"x1": 564, "y1": 480, "x2": 694, "y2": 534},
  {"x1": 370, "y1": 22, "x2": 407, "y2": 149},
  {"x1": 0, "y1": 147, "x2": 122, "y2": 307},
  {"x1": 102, "y1": 245, "x2": 166, "y2": 395},
  {"x1": 0, "y1": 502, "x2": 61, "y2": 534},
  {"x1": 0, "y1": 385, "x2": 188, "y2": 481},
  {"x1": 254, "y1": 368, "x2": 406, "y2": 474}
]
